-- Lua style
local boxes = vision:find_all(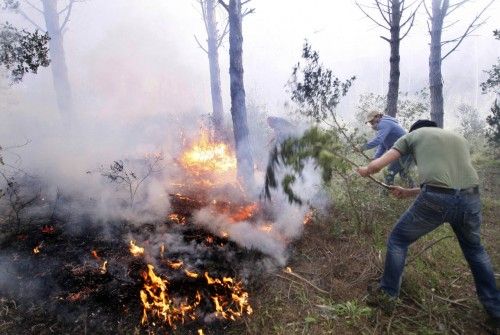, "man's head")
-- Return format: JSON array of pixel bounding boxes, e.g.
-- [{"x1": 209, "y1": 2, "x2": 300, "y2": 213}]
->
[
  {"x1": 366, "y1": 110, "x2": 383, "y2": 129},
  {"x1": 409, "y1": 119, "x2": 438, "y2": 132}
]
